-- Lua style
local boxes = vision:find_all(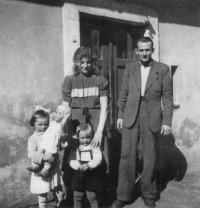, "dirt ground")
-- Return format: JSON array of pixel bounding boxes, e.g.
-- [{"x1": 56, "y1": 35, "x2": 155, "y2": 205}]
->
[
  {"x1": 126, "y1": 167, "x2": 200, "y2": 208},
  {"x1": 11, "y1": 164, "x2": 200, "y2": 208}
]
